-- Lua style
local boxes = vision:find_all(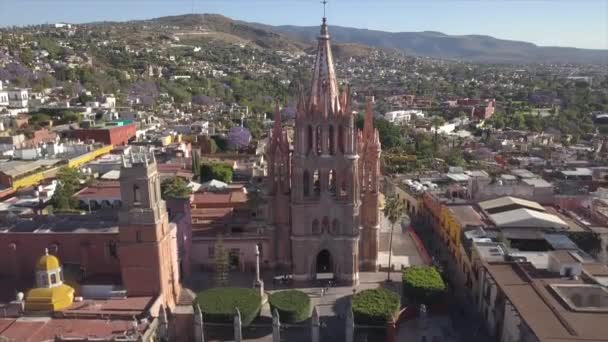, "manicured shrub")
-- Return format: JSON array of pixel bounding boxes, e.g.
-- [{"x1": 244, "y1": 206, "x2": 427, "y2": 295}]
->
[
  {"x1": 269, "y1": 290, "x2": 311, "y2": 323},
  {"x1": 402, "y1": 266, "x2": 446, "y2": 305},
  {"x1": 196, "y1": 287, "x2": 262, "y2": 326},
  {"x1": 352, "y1": 288, "x2": 400, "y2": 325}
]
